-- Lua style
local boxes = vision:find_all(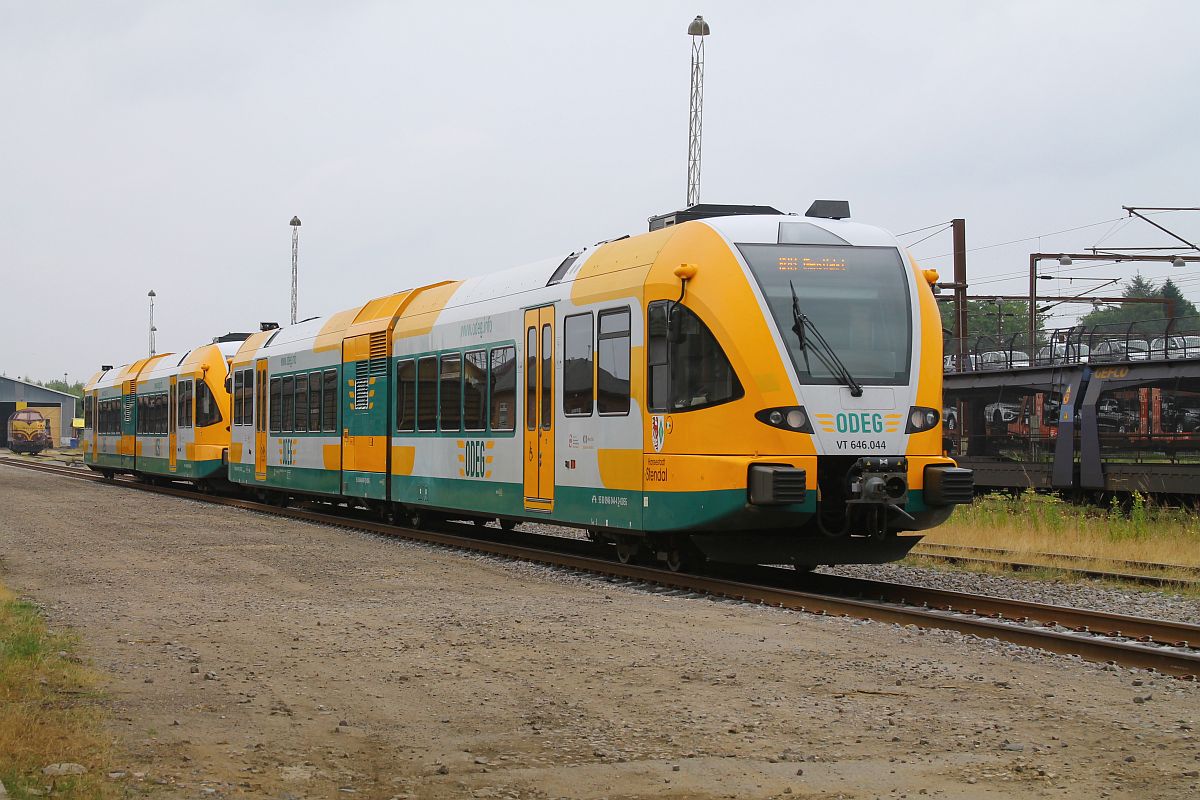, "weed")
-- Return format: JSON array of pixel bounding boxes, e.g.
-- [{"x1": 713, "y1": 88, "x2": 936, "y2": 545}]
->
[{"x1": 0, "y1": 585, "x2": 114, "y2": 798}]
